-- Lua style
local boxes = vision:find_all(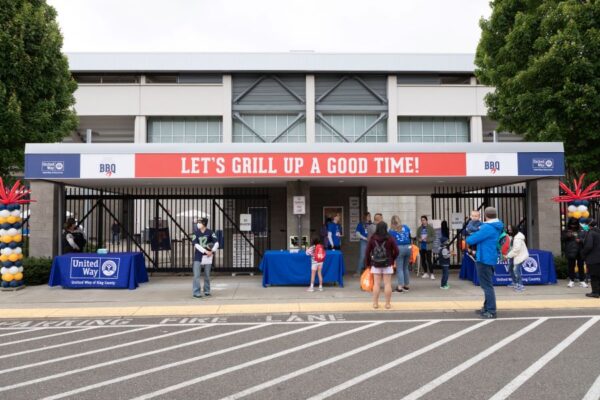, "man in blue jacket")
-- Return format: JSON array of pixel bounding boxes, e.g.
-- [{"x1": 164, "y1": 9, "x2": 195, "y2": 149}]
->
[{"x1": 466, "y1": 207, "x2": 504, "y2": 319}]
